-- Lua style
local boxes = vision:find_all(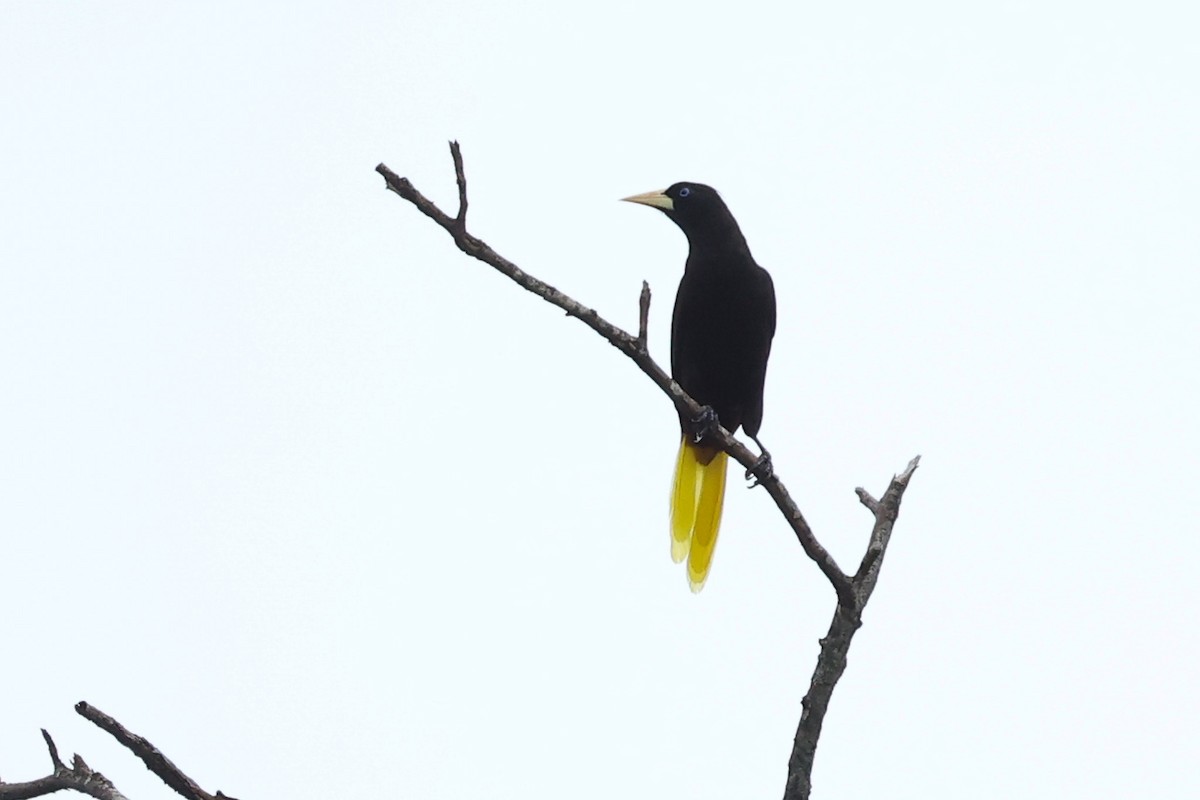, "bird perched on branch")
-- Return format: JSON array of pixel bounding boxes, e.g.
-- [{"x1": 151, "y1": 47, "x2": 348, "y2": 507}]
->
[{"x1": 622, "y1": 183, "x2": 776, "y2": 592}]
